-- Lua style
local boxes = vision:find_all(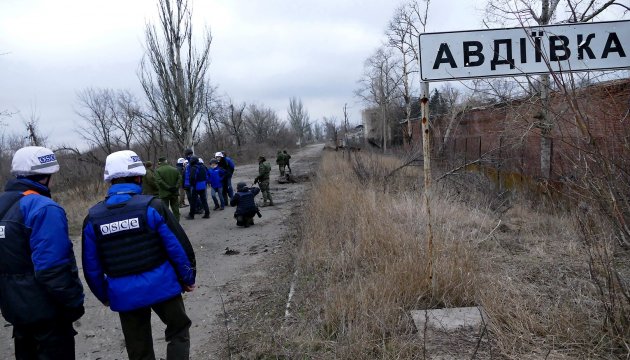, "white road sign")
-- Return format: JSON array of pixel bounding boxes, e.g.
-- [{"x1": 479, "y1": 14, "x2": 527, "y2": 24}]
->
[{"x1": 419, "y1": 20, "x2": 630, "y2": 81}]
